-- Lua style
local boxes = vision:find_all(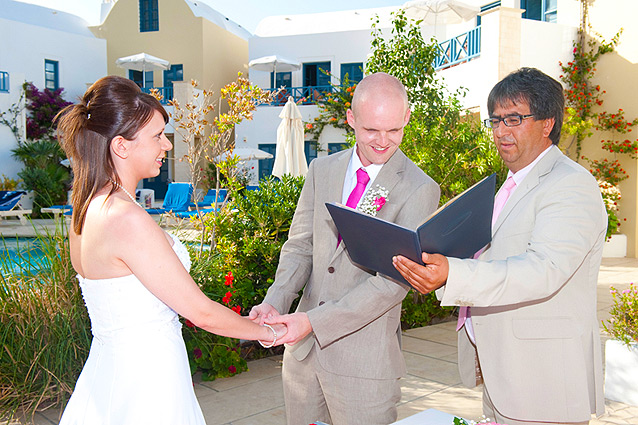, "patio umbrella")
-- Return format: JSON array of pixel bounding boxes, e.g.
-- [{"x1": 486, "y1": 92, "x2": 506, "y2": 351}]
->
[
  {"x1": 115, "y1": 52, "x2": 170, "y2": 88},
  {"x1": 402, "y1": 0, "x2": 479, "y2": 26},
  {"x1": 215, "y1": 148, "x2": 273, "y2": 162},
  {"x1": 272, "y1": 96, "x2": 307, "y2": 178},
  {"x1": 248, "y1": 55, "x2": 301, "y2": 87}
]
